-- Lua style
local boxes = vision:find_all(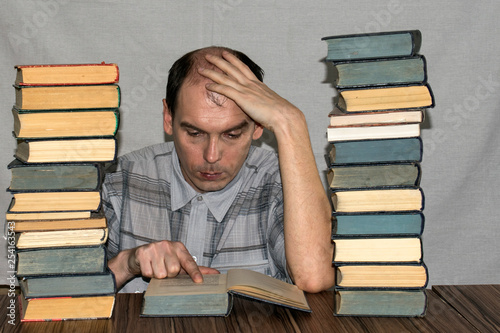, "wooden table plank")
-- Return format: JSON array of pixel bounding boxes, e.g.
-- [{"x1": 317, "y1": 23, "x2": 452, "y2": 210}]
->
[
  {"x1": 433, "y1": 284, "x2": 500, "y2": 333},
  {"x1": 0, "y1": 288, "x2": 481, "y2": 333},
  {"x1": 290, "y1": 289, "x2": 478, "y2": 333}
]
